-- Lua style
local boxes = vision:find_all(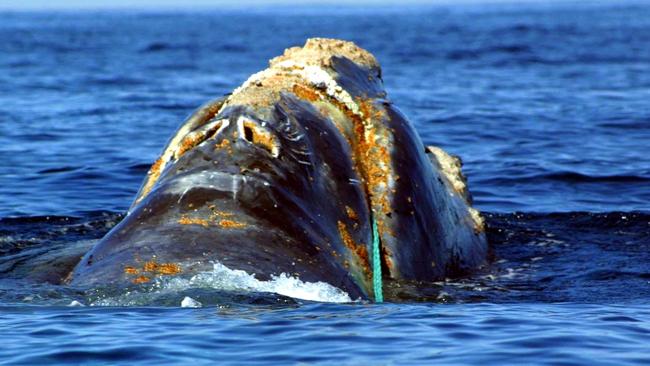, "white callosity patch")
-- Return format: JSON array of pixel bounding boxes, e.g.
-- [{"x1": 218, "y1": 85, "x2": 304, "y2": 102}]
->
[
  {"x1": 228, "y1": 69, "x2": 270, "y2": 99},
  {"x1": 426, "y1": 145, "x2": 485, "y2": 232},
  {"x1": 287, "y1": 62, "x2": 361, "y2": 116},
  {"x1": 426, "y1": 146, "x2": 467, "y2": 197},
  {"x1": 221, "y1": 59, "x2": 362, "y2": 119}
]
